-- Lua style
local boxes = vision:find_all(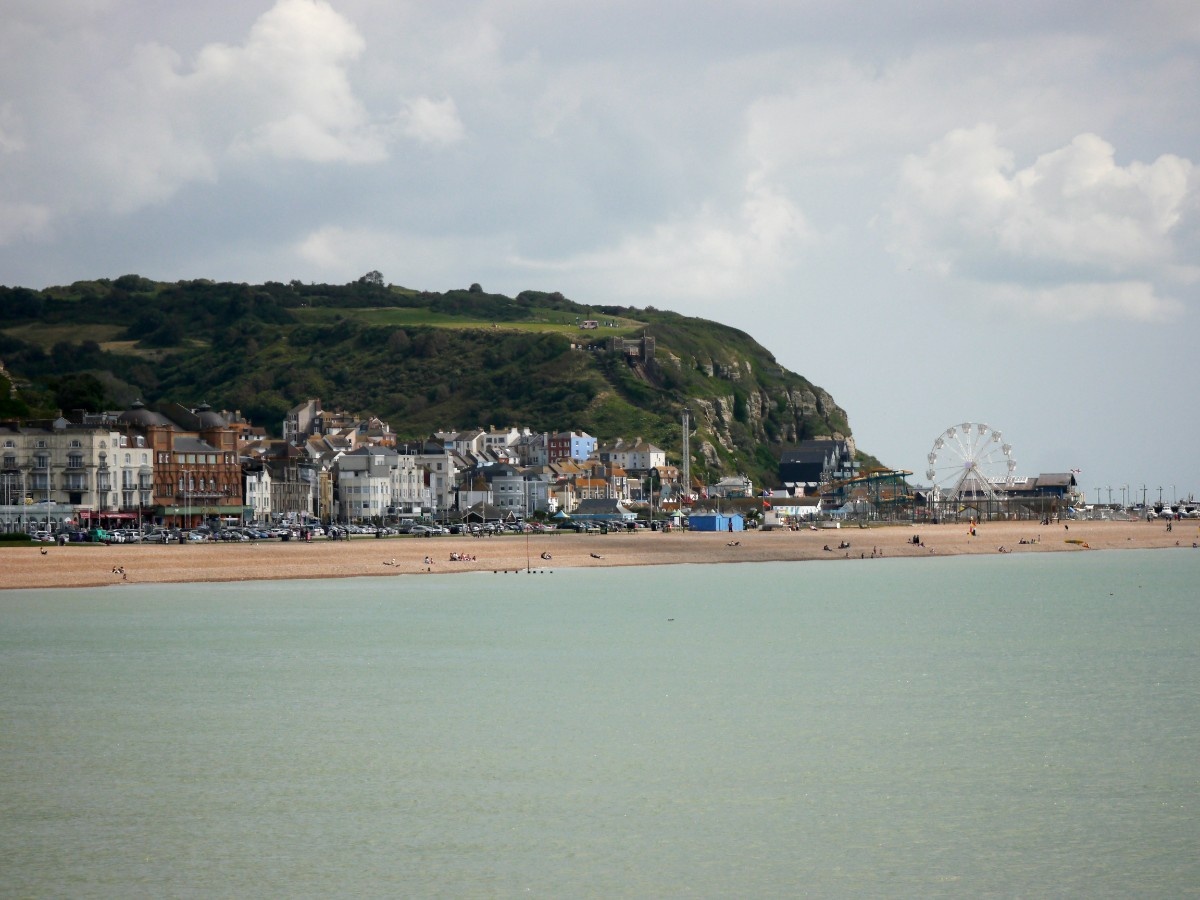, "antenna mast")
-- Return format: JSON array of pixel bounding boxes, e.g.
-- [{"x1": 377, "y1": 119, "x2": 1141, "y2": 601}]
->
[{"x1": 681, "y1": 407, "x2": 690, "y2": 500}]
